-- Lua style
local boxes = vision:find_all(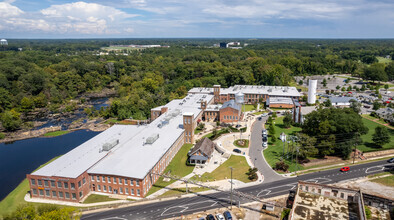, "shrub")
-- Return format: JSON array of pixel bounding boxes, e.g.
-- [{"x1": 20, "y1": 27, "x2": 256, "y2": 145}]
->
[
  {"x1": 274, "y1": 161, "x2": 289, "y2": 172},
  {"x1": 0, "y1": 132, "x2": 5, "y2": 139}
]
